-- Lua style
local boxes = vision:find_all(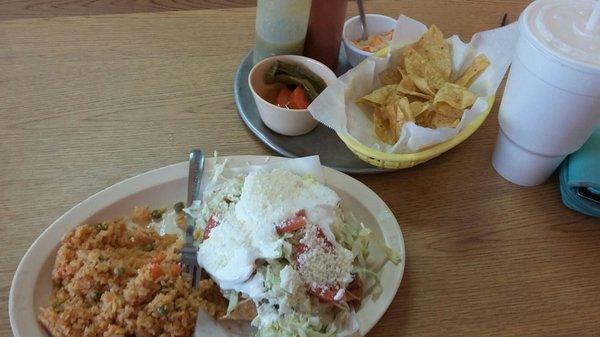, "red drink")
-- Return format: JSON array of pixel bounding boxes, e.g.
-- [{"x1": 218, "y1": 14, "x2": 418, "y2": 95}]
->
[{"x1": 303, "y1": 0, "x2": 348, "y2": 70}]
